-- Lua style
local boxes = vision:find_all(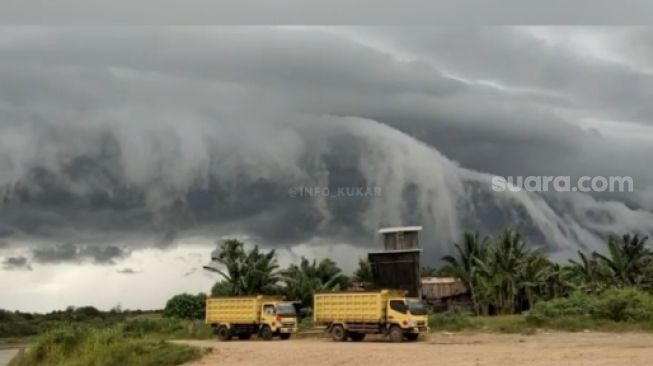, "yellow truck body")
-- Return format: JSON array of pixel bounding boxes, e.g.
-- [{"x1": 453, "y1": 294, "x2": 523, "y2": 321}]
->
[
  {"x1": 313, "y1": 290, "x2": 429, "y2": 342},
  {"x1": 206, "y1": 295, "x2": 282, "y2": 324},
  {"x1": 314, "y1": 290, "x2": 406, "y2": 323},
  {"x1": 205, "y1": 295, "x2": 298, "y2": 341}
]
